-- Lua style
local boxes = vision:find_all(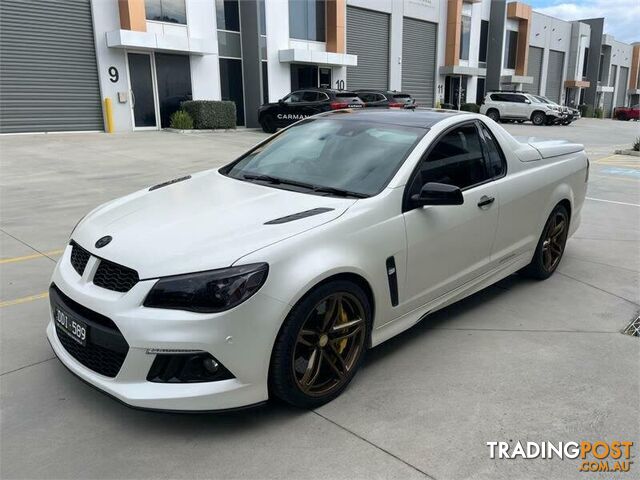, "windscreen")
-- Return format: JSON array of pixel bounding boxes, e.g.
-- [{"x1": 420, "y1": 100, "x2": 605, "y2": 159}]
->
[{"x1": 224, "y1": 118, "x2": 425, "y2": 196}]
